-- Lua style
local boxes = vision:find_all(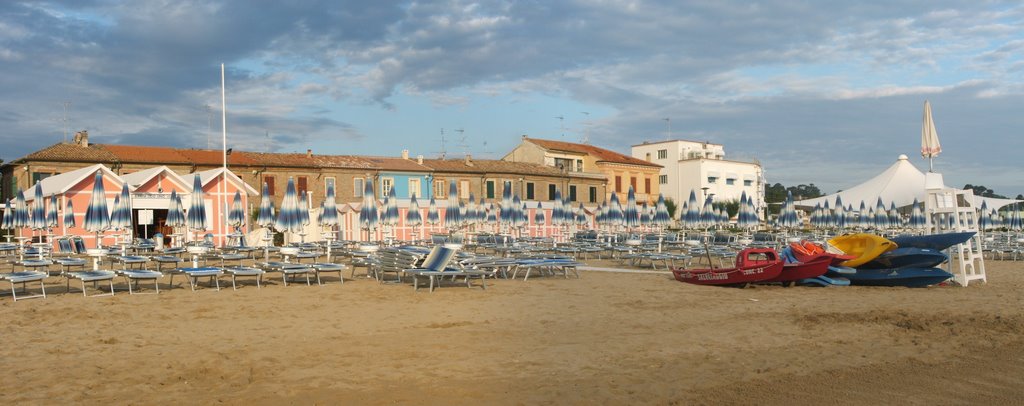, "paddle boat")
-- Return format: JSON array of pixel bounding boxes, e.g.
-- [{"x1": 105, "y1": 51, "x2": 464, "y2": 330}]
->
[
  {"x1": 844, "y1": 267, "x2": 953, "y2": 288},
  {"x1": 672, "y1": 248, "x2": 783, "y2": 287},
  {"x1": 888, "y1": 231, "x2": 976, "y2": 251},
  {"x1": 827, "y1": 233, "x2": 897, "y2": 268},
  {"x1": 766, "y1": 248, "x2": 832, "y2": 286},
  {"x1": 860, "y1": 247, "x2": 948, "y2": 269}
]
